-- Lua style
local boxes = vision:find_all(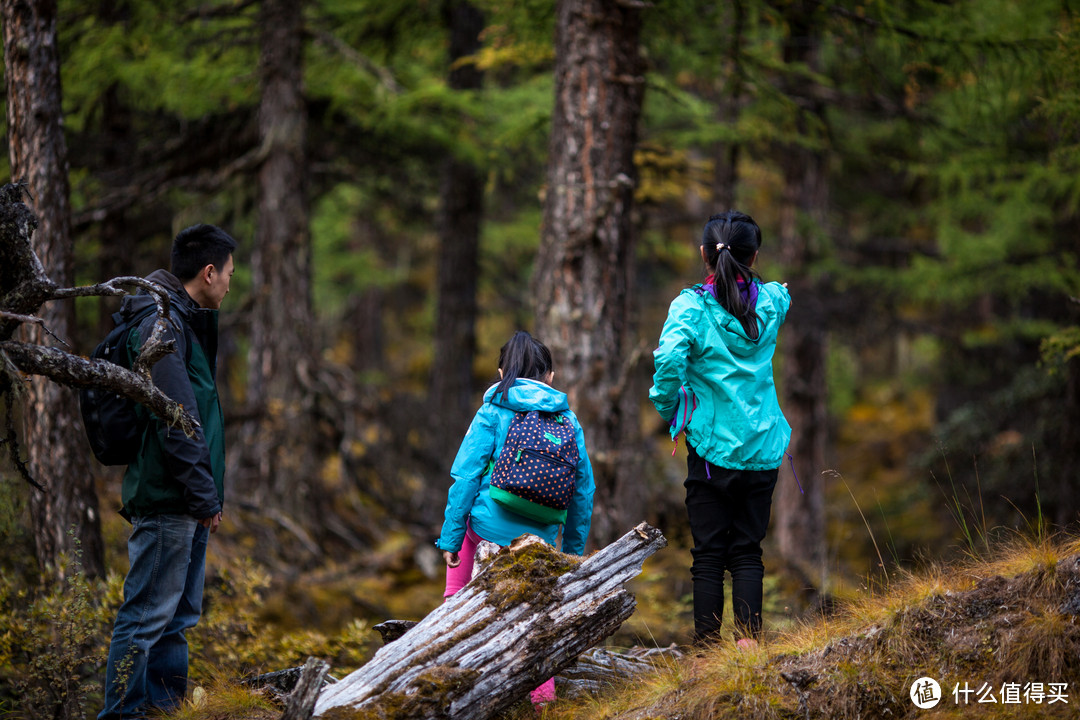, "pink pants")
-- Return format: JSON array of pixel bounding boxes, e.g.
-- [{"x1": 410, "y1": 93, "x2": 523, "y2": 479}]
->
[{"x1": 444, "y1": 523, "x2": 556, "y2": 706}]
